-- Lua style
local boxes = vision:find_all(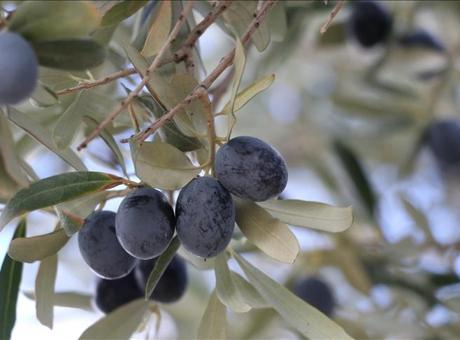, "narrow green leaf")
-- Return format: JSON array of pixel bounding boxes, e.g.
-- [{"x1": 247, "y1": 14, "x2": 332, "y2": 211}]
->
[
  {"x1": 35, "y1": 254, "x2": 57, "y2": 329},
  {"x1": 34, "y1": 39, "x2": 106, "y2": 71},
  {"x1": 267, "y1": 2, "x2": 287, "y2": 42},
  {"x1": 145, "y1": 236, "x2": 180, "y2": 299},
  {"x1": 134, "y1": 141, "x2": 200, "y2": 190},
  {"x1": 82, "y1": 116, "x2": 128, "y2": 177},
  {"x1": 235, "y1": 199, "x2": 299, "y2": 264},
  {"x1": 30, "y1": 83, "x2": 59, "y2": 108},
  {"x1": 233, "y1": 252, "x2": 353, "y2": 340},
  {"x1": 0, "y1": 111, "x2": 29, "y2": 187},
  {"x1": 258, "y1": 199, "x2": 353, "y2": 233},
  {"x1": 197, "y1": 290, "x2": 227, "y2": 340},
  {"x1": 221, "y1": 74, "x2": 275, "y2": 115},
  {"x1": 333, "y1": 140, "x2": 376, "y2": 218},
  {"x1": 24, "y1": 291, "x2": 93, "y2": 311},
  {"x1": 215, "y1": 253, "x2": 251, "y2": 313},
  {"x1": 79, "y1": 299, "x2": 150, "y2": 340},
  {"x1": 102, "y1": 0, "x2": 148, "y2": 27},
  {"x1": 231, "y1": 272, "x2": 268, "y2": 309},
  {"x1": 7, "y1": 108, "x2": 86, "y2": 171},
  {"x1": 8, "y1": 229, "x2": 69, "y2": 263},
  {"x1": 141, "y1": 0, "x2": 171, "y2": 57},
  {"x1": 9, "y1": 1, "x2": 101, "y2": 42},
  {"x1": 0, "y1": 172, "x2": 121, "y2": 231},
  {"x1": 0, "y1": 219, "x2": 26, "y2": 340}
]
